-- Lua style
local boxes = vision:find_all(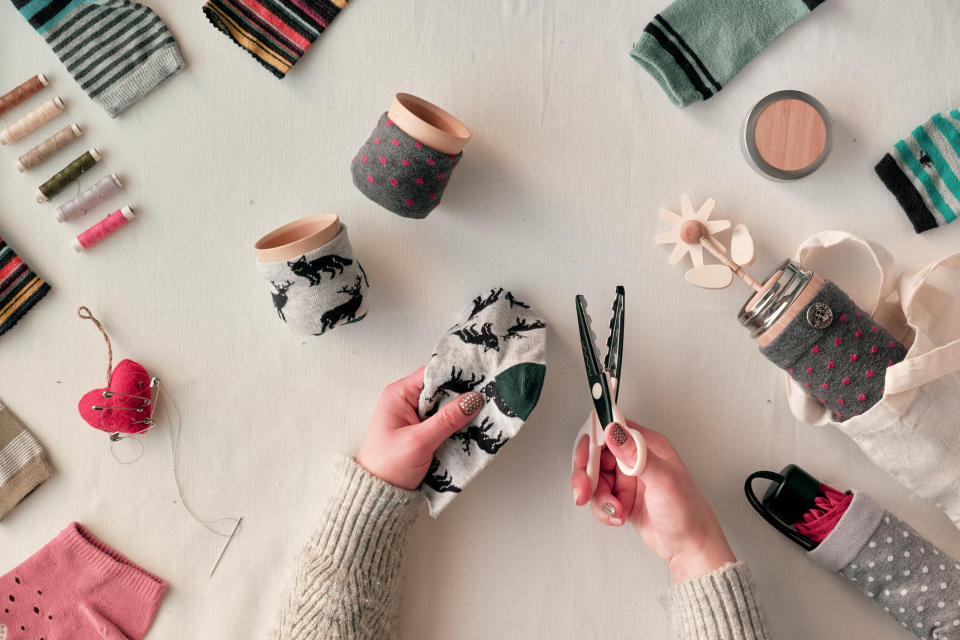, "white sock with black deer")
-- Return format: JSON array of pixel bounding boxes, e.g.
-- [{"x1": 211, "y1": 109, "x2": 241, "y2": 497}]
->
[
  {"x1": 418, "y1": 288, "x2": 547, "y2": 515},
  {"x1": 257, "y1": 224, "x2": 369, "y2": 335}
]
